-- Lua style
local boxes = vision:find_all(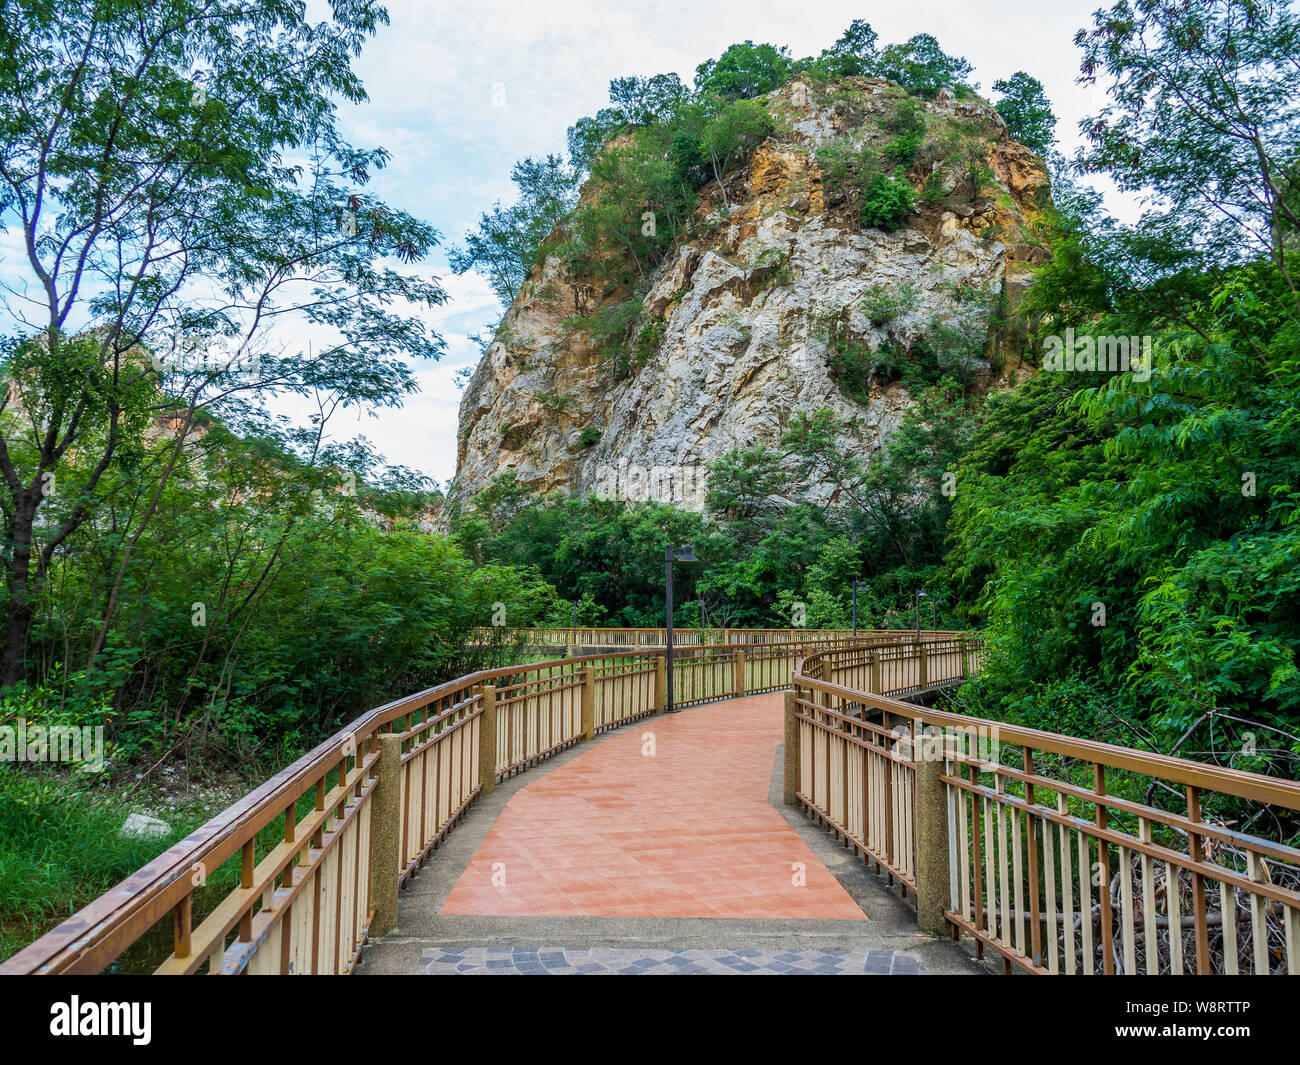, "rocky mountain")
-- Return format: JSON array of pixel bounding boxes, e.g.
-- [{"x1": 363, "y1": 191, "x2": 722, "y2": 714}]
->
[{"x1": 451, "y1": 76, "x2": 1051, "y2": 511}]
